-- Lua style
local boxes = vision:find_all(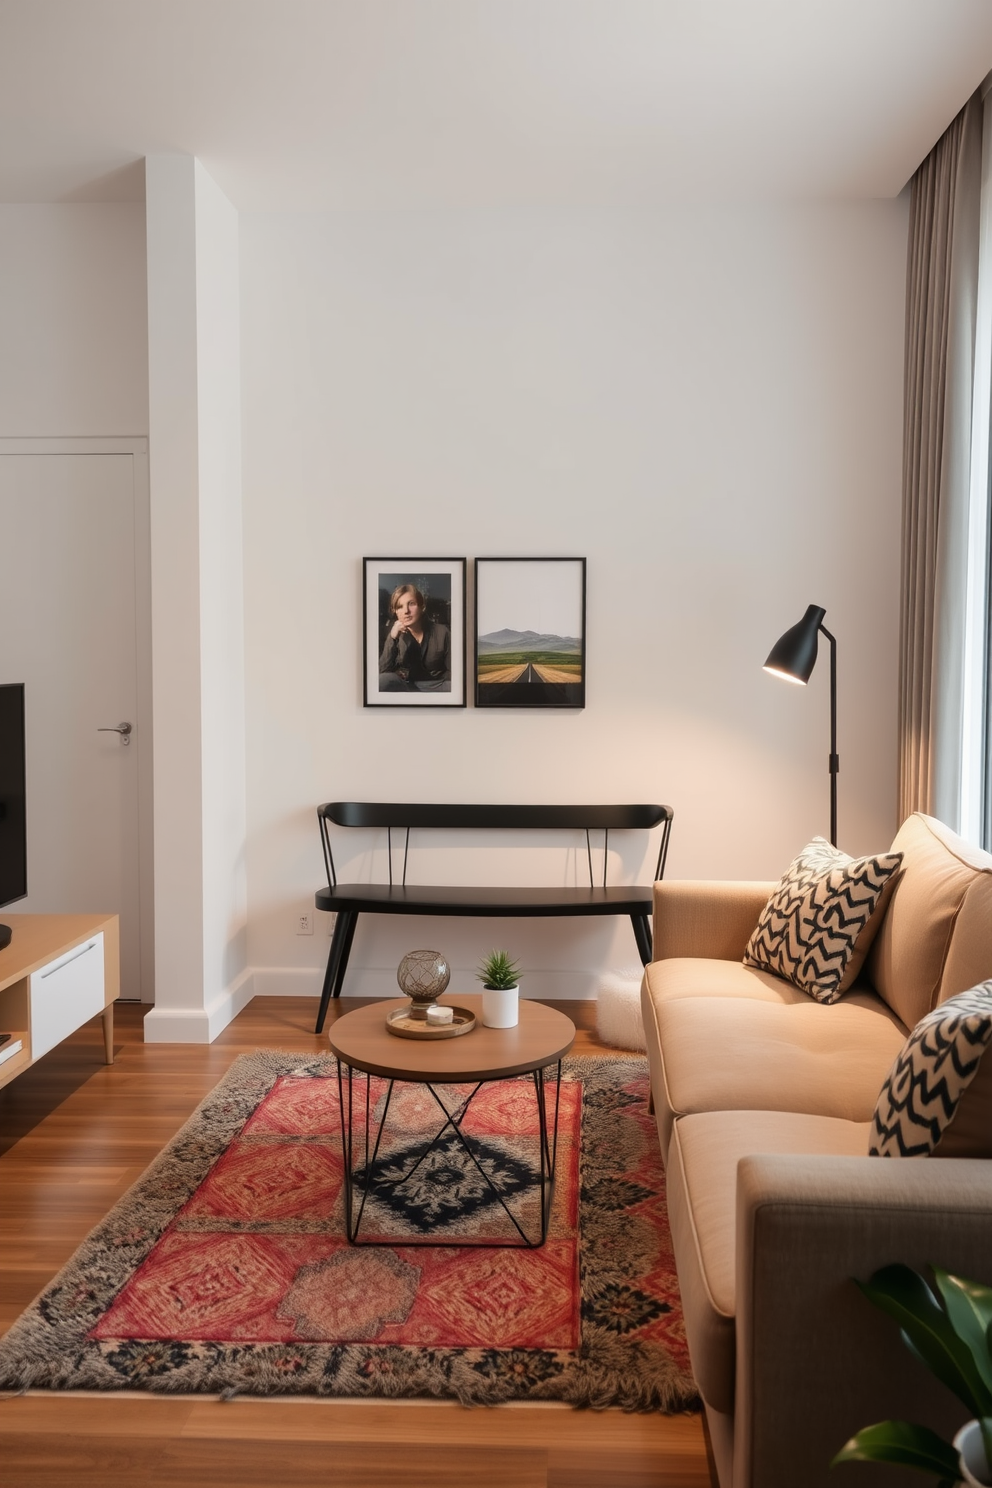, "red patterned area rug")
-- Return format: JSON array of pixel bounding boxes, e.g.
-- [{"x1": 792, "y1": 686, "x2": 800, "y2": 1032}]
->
[{"x1": 0, "y1": 1052, "x2": 697, "y2": 1410}]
